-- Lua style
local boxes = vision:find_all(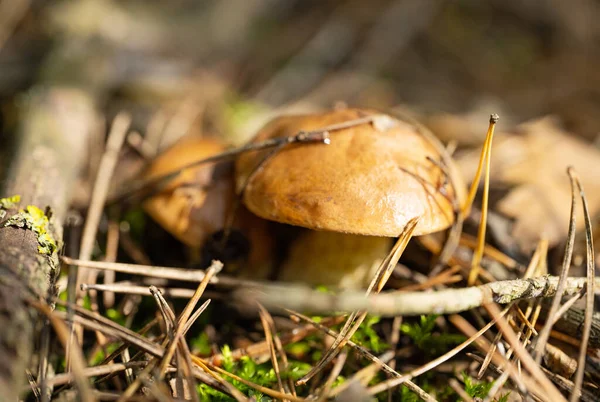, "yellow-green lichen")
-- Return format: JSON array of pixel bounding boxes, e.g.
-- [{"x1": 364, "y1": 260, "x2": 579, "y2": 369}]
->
[
  {"x1": 0, "y1": 195, "x2": 20, "y2": 209},
  {"x1": 5, "y1": 204, "x2": 57, "y2": 256},
  {"x1": 0, "y1": 195, "x2": 21, "y2": 219}
]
